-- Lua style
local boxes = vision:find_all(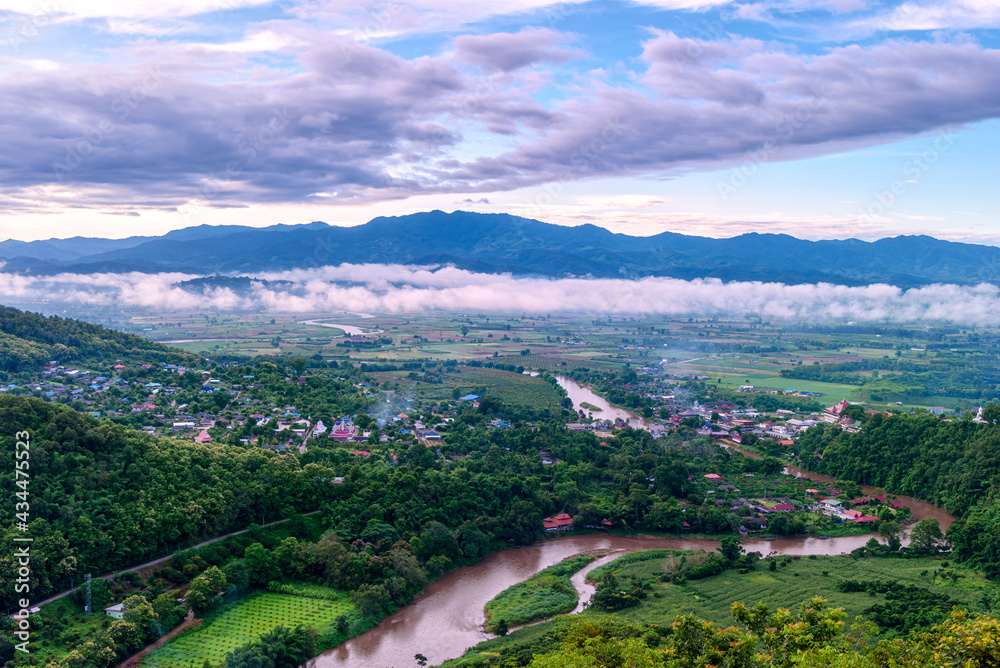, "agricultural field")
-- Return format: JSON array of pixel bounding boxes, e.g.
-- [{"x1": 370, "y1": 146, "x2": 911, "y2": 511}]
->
[
  {"x1": 493, "y1": 354, "x2": 622, "y2": 372},
  {"x1": 483, "y1": 555, "x2": 596, "y2": 632},
  {"x1": 144, "y1": 591, "x2": 353, "y2": 668},
  {"x1": 588, "y1": 551, "x2": 991, "y2": 629},
  {"x1": 446, "y1": 553, "x2": 996, "y2": 667},
  {"x1": 108, "y1": 307, "x2": 1000, "y2": 412},
  {"x1": 370, "y1": 366, "x2": 566, "y2": 411}
]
